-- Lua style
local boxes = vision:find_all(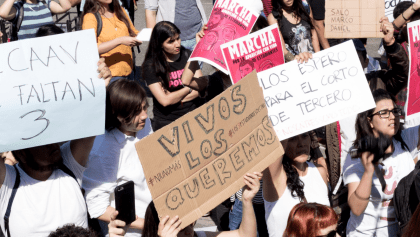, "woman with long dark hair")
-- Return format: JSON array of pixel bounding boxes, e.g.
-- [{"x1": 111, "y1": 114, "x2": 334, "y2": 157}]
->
[
  {"x1": 268, "y1": 0, "x2": 319, "y2": 62},
  {"x1": 142, "y1": 21, "x2": 204, "y2": 131},
  {"x1": 263, "y1": 132, "x2": 329, "y2": 237},
  {"x1": 283, "y1": 203, "x2": 338, "y2": 237},
  {"x1": 81, "y1": 0, "x2": 141, "y2": 81},
  {"x1": 343, "y1": 89, "x2": 419, "y2": 236}
]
